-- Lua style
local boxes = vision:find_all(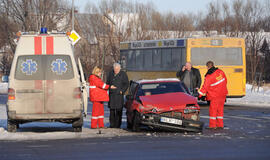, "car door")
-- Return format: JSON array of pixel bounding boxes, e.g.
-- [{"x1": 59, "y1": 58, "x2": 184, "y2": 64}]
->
[
  {"x1": 125, "y1": 82, "x2": 138, "y2": 122},
  {"x1": 125, "y1": 82, "x2": 138, "y2": 109},
  {"x1": 44, "y1": 55, "x2": 79, "y2": 114},
  {"x1": 14, "y1": 55, "x2": 45, "y2": 114}
]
